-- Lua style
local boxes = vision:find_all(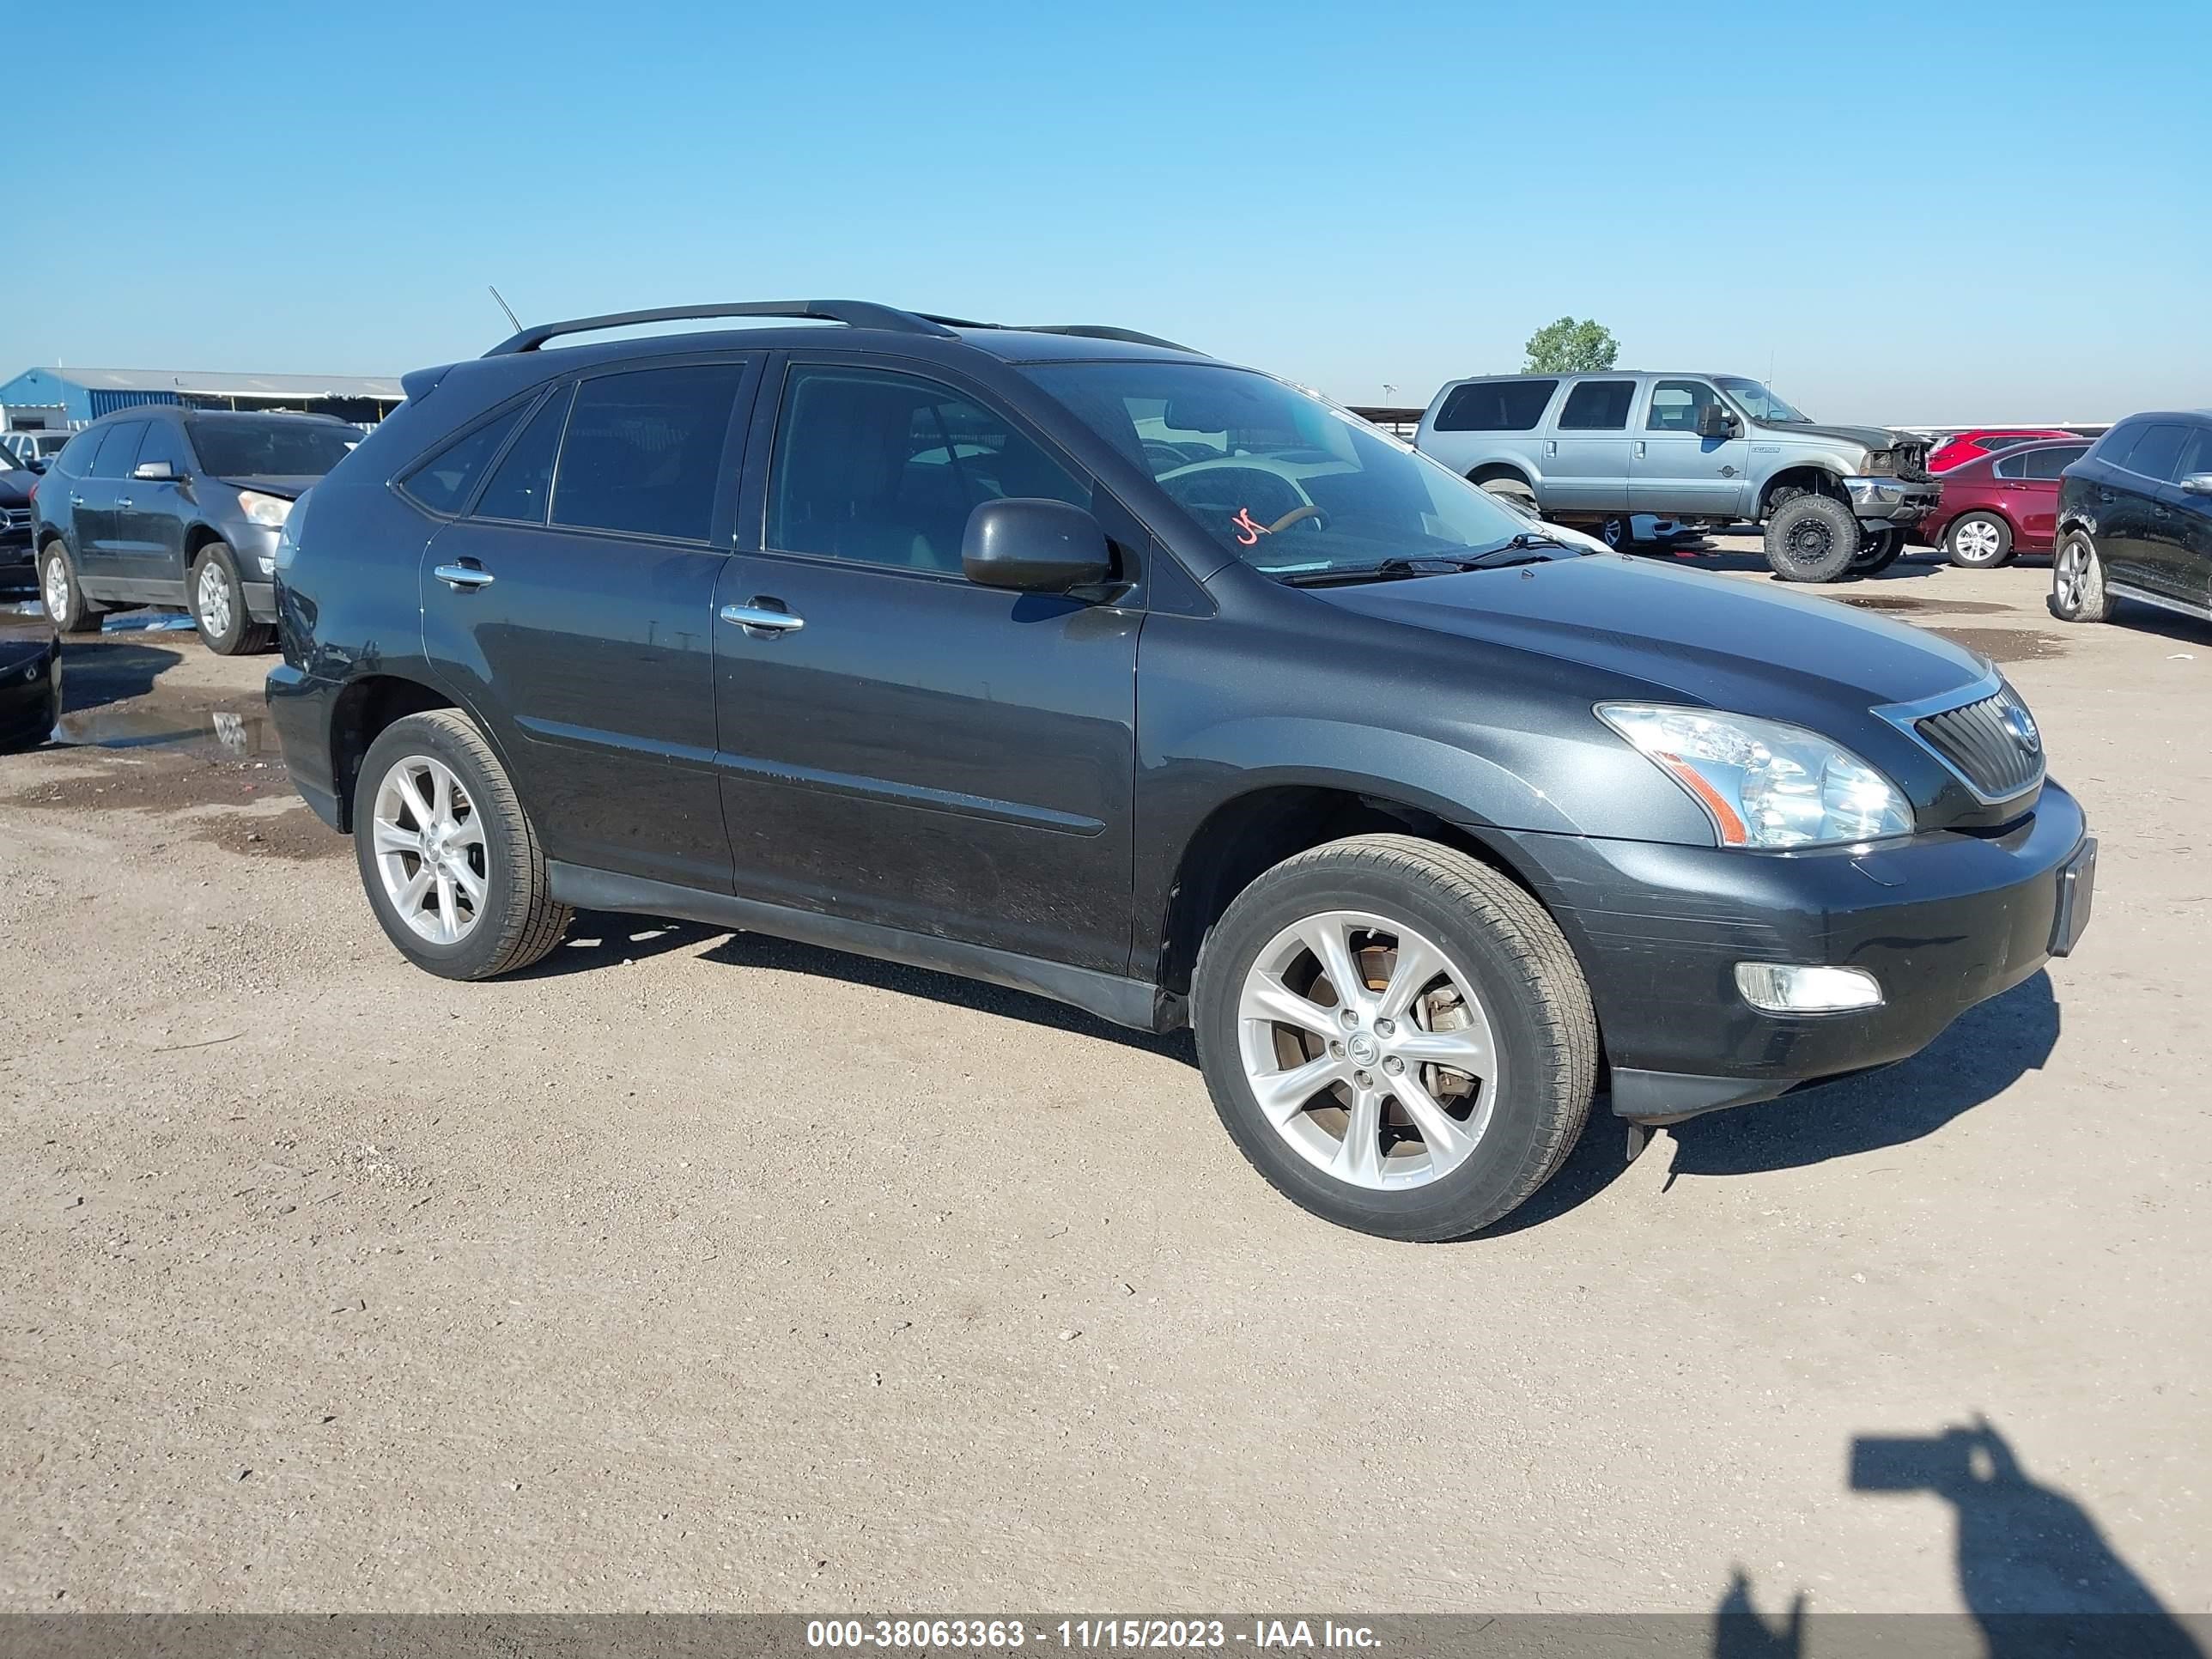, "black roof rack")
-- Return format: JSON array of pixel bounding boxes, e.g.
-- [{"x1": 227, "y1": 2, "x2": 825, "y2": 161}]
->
[
  {"x1": 486, "y1": 301, "x2": 960, "y2": 356},
  {"x1": 917, "y1": 315, "x2": 1199, "y2": 354}
]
